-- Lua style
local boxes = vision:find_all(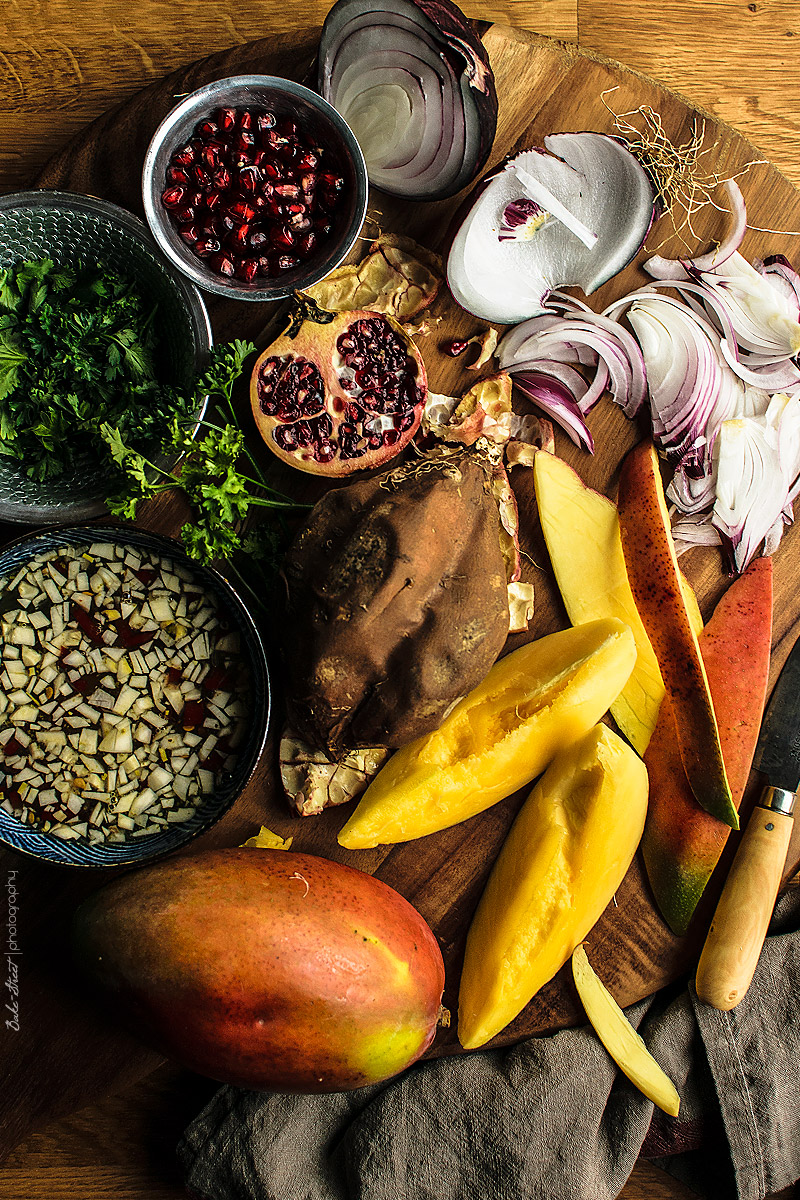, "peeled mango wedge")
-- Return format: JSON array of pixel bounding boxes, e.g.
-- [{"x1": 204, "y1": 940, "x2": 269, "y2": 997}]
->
[
  {"x1": 534, "y1": 452, "x2": 664, "y2": 755},
  {"x1": 458, "y1": 724, "x2": 648, "y2": 1049},
  {"x1": 535, "y1": 452, "x2": 703, "y2": 755},
  {"x1": 338, "y1": 617, "x2": 636, "y2": 849},
  {"x1": 572, "y1": 944, "x2": 681, "y2": 1116}
]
